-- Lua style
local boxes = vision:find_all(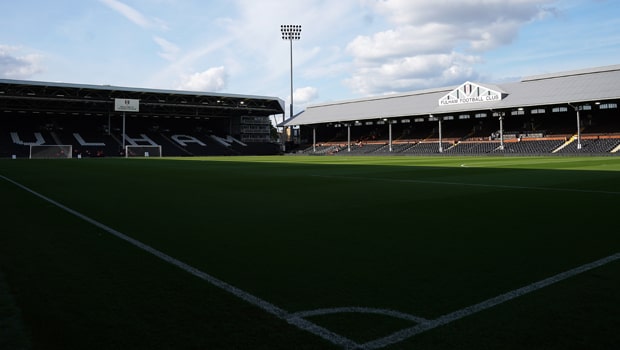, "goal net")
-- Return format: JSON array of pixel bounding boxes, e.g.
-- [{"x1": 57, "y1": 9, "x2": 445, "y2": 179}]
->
[
  {"x1": 29, "y1": 145, "x2": 73, "y2": 159},
  {"x1": 125, "y1": 145, "x2": 162, "y2": 158}
]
